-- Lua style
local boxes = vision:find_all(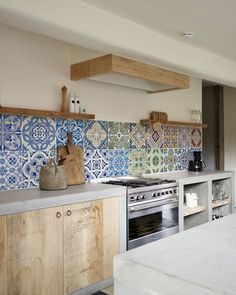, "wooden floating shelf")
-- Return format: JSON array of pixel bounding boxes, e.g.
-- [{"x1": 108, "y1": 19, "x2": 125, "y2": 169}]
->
[
  {"x1": 212, "y1": 198, "x2": 230, "y2": 209},
  {"x1": 184, "y1": 205, "x2": 207, "y2": 217},
  {"x1": 0, "y1": 107, "x2": 95, "y2": 120},
  {"x1": 140, "y1": 119, "x2": 208, "y2": 128}
]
